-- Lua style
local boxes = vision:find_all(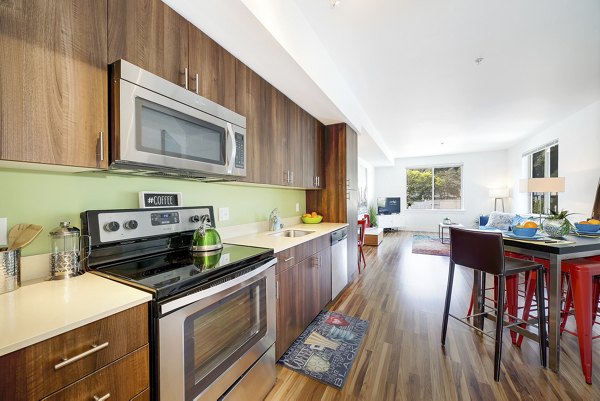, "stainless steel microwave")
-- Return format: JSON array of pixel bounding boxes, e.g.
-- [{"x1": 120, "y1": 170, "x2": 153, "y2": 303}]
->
[{"x1": 109, "y1": 60, "x2": 246, "y2": 180}]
